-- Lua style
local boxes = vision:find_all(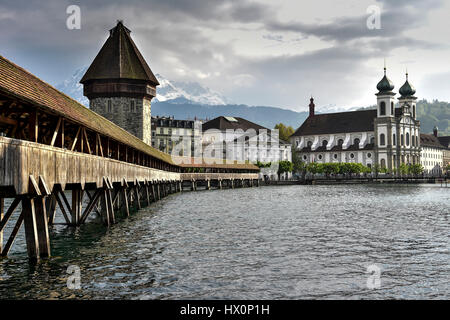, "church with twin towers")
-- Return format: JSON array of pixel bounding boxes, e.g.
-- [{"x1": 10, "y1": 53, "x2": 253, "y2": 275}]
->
[{"x1": 290, "y1": 66, "x2": 421, "y2": 171}]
